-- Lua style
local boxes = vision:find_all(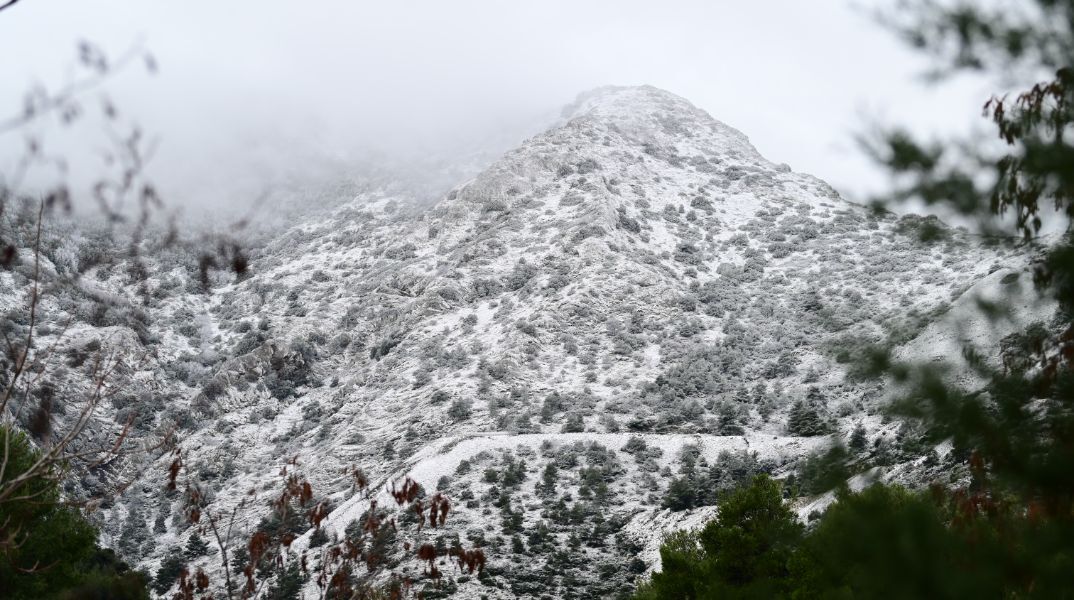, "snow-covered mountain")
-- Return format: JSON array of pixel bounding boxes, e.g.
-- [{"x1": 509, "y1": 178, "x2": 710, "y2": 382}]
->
[{"x1": 2, "y1": 85, "x2": 1047, "y2": 598}]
